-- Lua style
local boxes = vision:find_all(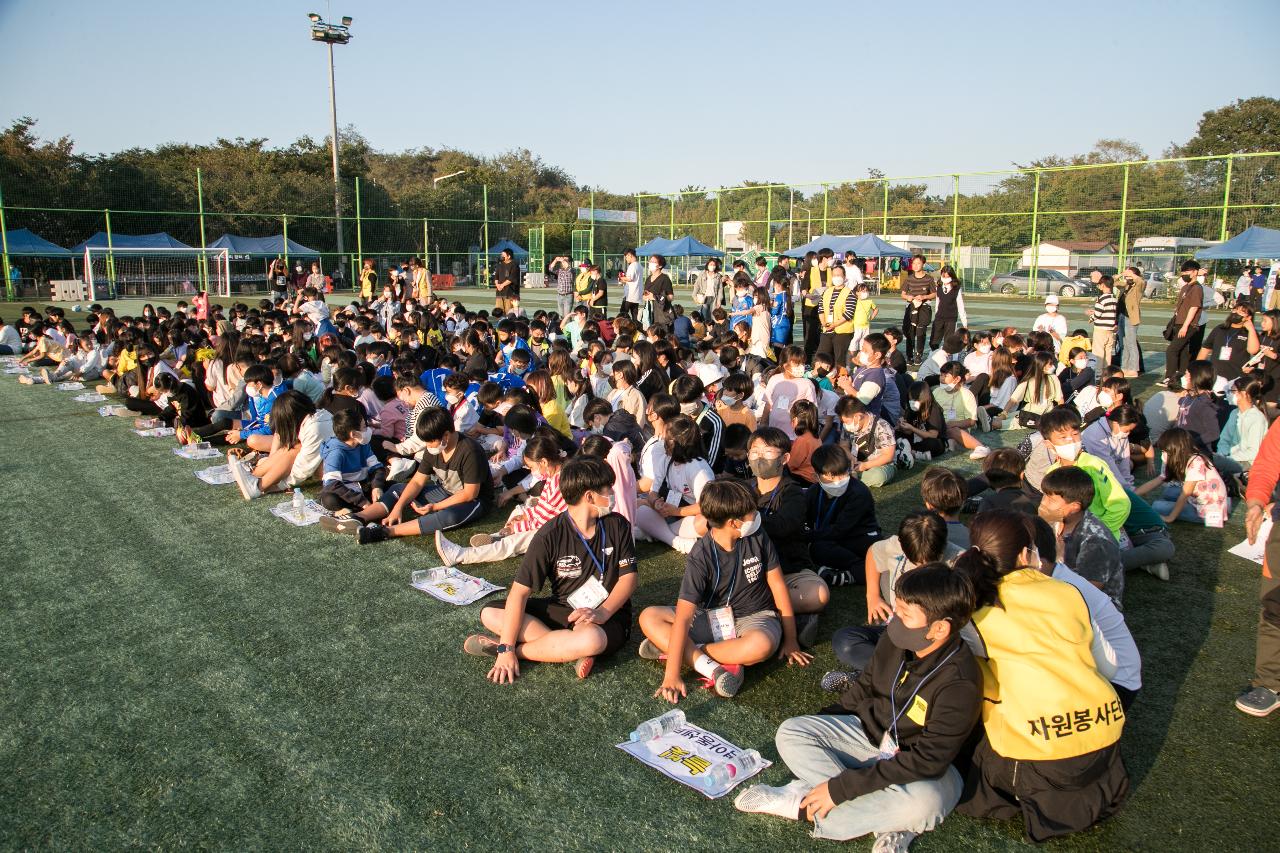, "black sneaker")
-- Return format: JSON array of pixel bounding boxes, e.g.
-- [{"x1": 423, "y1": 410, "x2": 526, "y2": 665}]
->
[
  {"x1": 1235, "y1": 685, "x2": 1280, "y2": 717},
  {"x1": 795, "y1": 613, "x2": 820, "y2": 648},
  {"x1": 357, "y1": 523, "x2": 392, "y2": 545},
  {"x1": 817, "y1": 566, "x2": 856, "y2": 587}
]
